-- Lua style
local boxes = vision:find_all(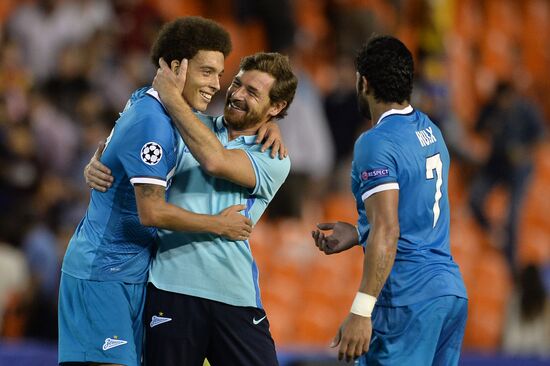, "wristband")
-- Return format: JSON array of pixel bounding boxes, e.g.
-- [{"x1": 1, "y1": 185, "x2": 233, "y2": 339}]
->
[{"x1": 350, "y1": 292, "x2": 377, "y2": 317}]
